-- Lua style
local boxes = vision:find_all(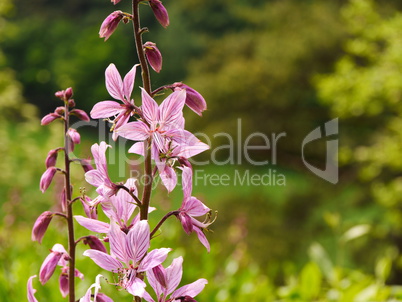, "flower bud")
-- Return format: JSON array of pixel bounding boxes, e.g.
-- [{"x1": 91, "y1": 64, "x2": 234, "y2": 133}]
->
[
  {"x1": 55, "y1": 106, "x2": 65, "y2": 115},
  {"x1": 70, "y1": 109, "x2": 90, "y2": 122},
  {"x1": 144, "y1": 41, "x2": 162, "y2": 73},
  {"x1": 39, "y1": 250, "x2": 63, "y2": 284},
  {"x1": 40, "y1": 167, "x2": 57, "y2": 193},
  {"x1": 45, "y1": 149, "x2": 59, "y2": 168},
  {"x1": 68, "y1": 99, "x2": 76, "y2": 108},
  {"x1": 172, "y1": 82, "x2": 207, "y2": 116},
  {"x1": 83, "y1": 235, "x2": 107, "y2": 253},
  {"x1": 65, "y1": 87, "x2": 73, "y2": 100},
  {"x1": 99, "y1": 11, "x2": 124, "y2": 41},
  {"x1": 67, "y1": 128, "x2": 81, "y2": 145},
  {"x1": 41, "y1": 113, "x2": 61, "y2": 125},
  {"x1": 31, "y1": 211, "x2": 54, "y2": 243},
  {"x1": 149, "y1": 0, "x2": 169, "y2": 28},
  {"x1": 80, "y1": 158, "x2": 94, "y2": 173},
  {"x1": 111, "y1": 0, "x2": 121, "y2": 4}
]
